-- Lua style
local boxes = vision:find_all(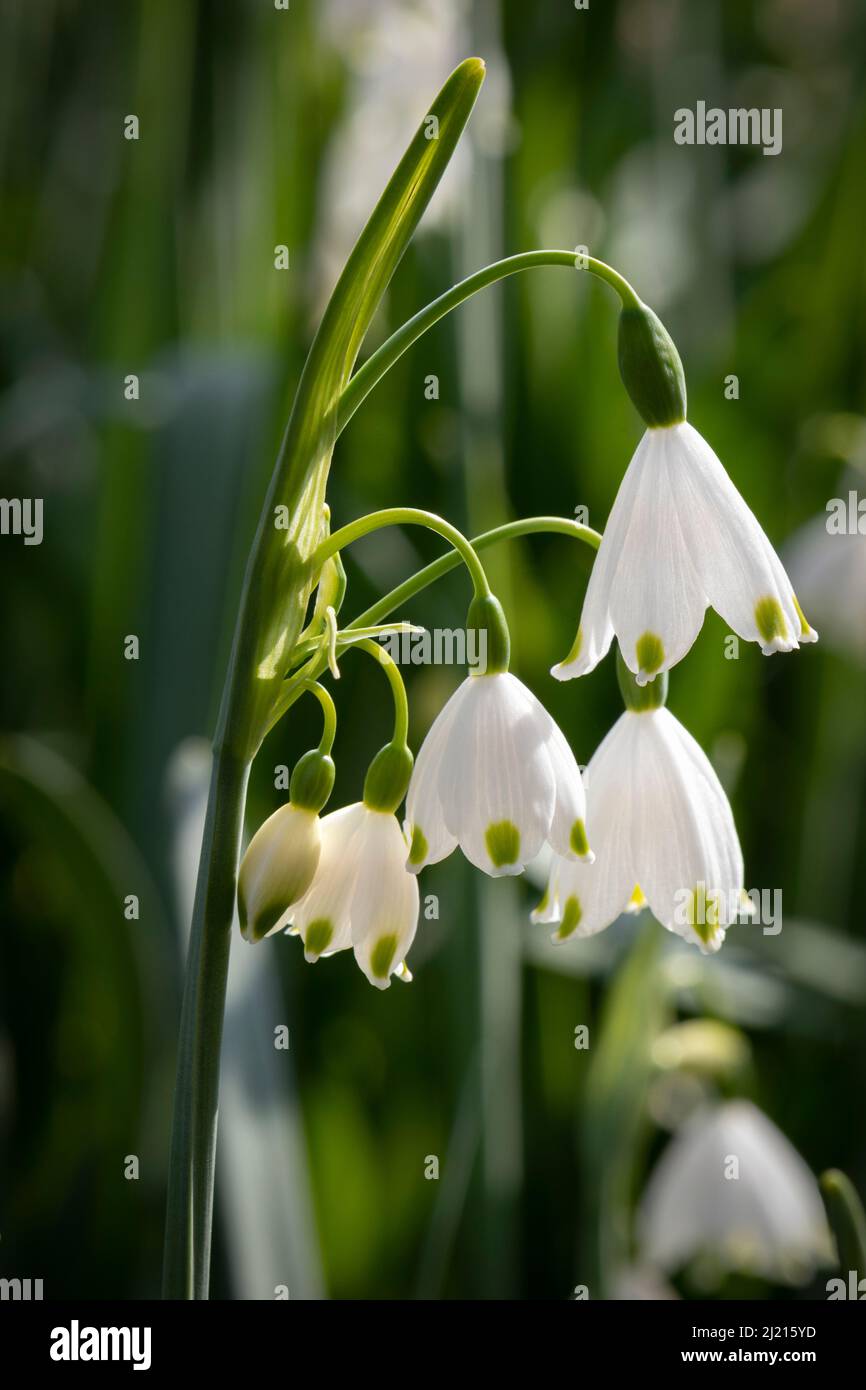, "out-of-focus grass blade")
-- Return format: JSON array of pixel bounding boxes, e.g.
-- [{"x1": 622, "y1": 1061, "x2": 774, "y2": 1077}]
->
[
  {"x1": 821, "y1": 1169, "x2": 866, "y2": 1282},
  {"x1": 580, "y1": 922, "x2": 671, "y2": 1298},
  {"x1": 0, "y1": 735, "x2": 175, "y2": 1294}
]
